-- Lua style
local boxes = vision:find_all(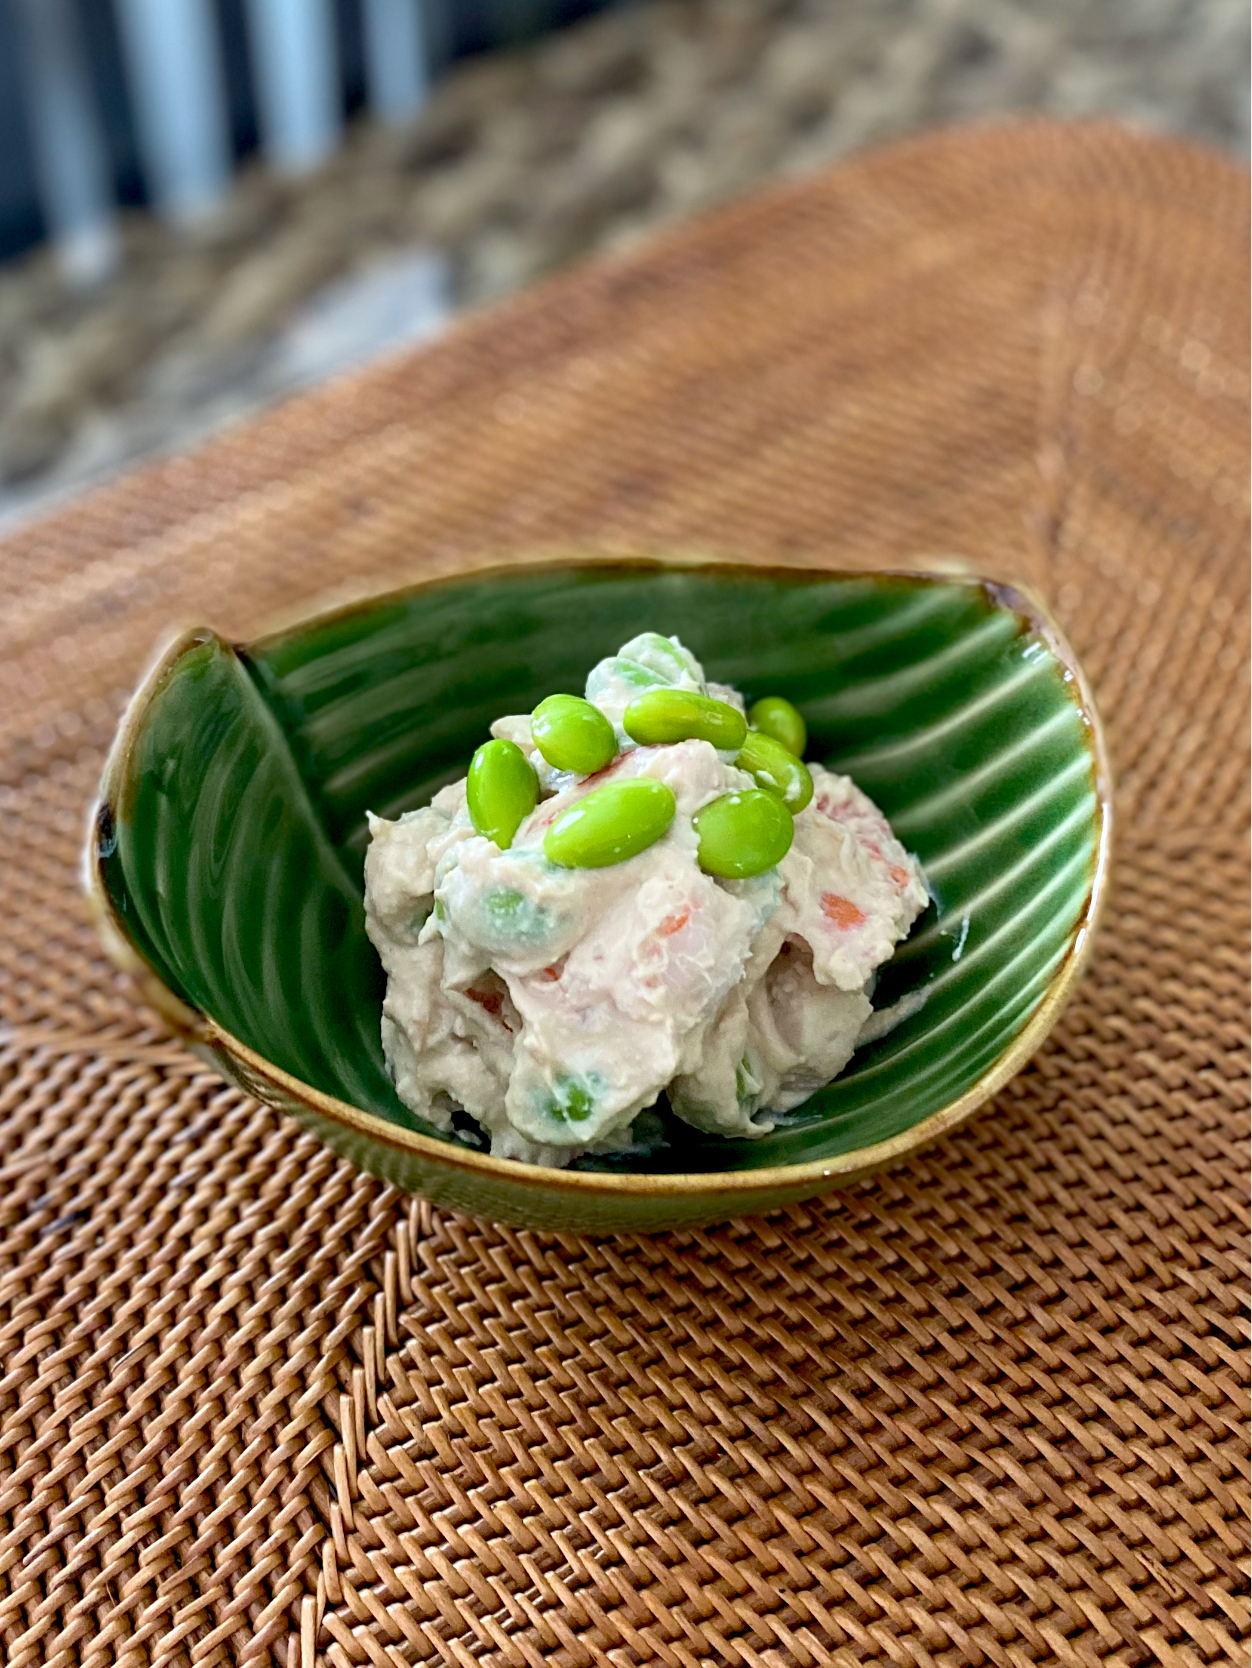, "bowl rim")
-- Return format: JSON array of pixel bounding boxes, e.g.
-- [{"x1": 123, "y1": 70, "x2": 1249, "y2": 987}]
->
[{"x1": 85, "y1": 554, "x2": 1113, "y2": 1201}]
